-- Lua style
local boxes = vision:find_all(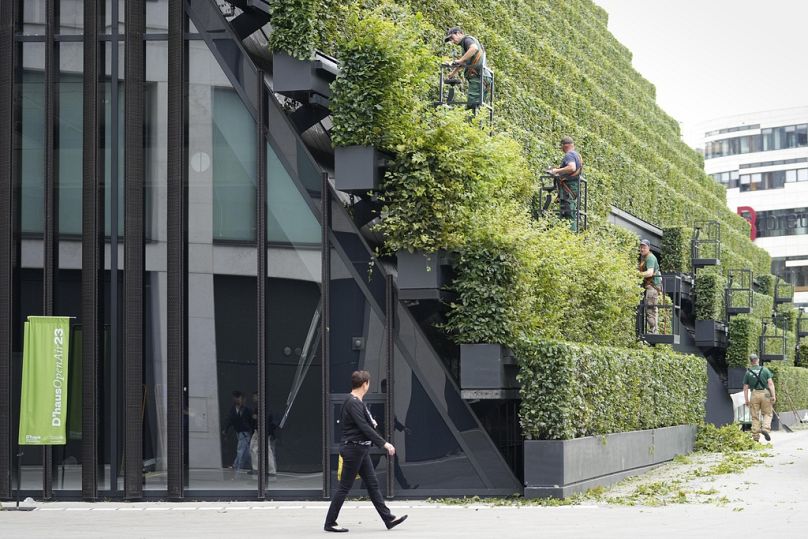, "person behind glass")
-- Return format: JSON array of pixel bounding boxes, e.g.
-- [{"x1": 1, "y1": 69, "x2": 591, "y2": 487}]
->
[
  {"x1": 221, "y1": 390, "x2": 253, "y2": 477},
  {"x1": 324, "y1": 371, "x2": 408, "y2": 533},
  {"x1": 249, "y1": 392, "x2": 278, "y2": 478}
]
